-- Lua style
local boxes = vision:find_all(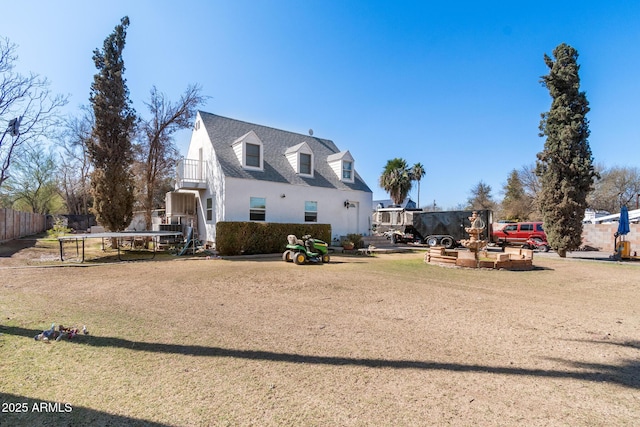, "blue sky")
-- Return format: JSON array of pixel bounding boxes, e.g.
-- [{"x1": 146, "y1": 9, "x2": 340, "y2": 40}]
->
[{"x1": 3, "y1": 1, "x2": 639, "y2": 209}]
